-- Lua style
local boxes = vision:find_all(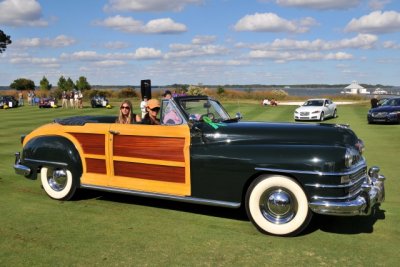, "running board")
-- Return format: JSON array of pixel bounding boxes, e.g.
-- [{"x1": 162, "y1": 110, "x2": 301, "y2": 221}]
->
[{"x1": 80, "y1": 184, "x2": 241, "y2": 209}]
